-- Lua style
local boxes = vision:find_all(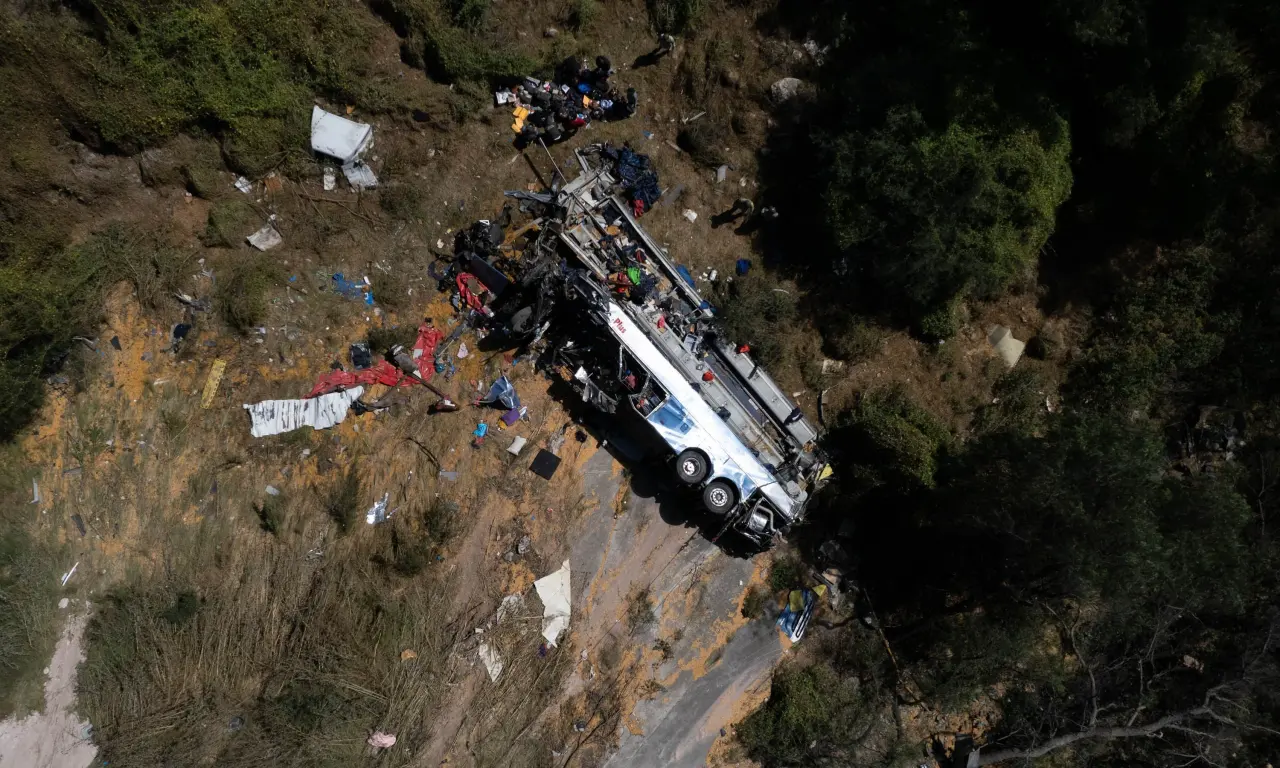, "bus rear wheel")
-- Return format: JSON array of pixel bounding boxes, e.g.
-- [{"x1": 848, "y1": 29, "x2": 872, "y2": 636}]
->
[
  {"x1": 702, "y1": 480, "x2": 736, "y2": 515},
  {"x1": 675, "y1": 450, "x2": 708, "y2": 484}
]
